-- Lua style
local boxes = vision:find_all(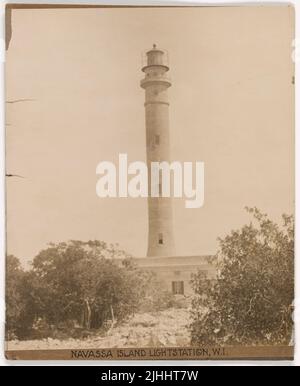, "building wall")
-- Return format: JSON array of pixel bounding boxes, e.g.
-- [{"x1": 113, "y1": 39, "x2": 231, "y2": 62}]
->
[
  {"x1": 141, "y1": 48, "x2": 175, "y2": 258},
  {"x1": 133, "y1": 255, "x2": 216, "y2": 296}
]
